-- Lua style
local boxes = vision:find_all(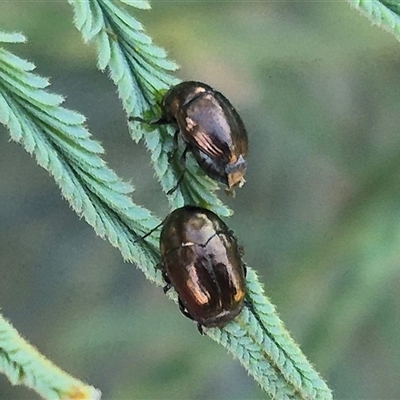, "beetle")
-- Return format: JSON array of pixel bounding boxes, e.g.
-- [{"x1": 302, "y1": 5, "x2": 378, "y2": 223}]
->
[
  {"x1": 159, "y1": 205, "x2": 246, "y2": 332},
  {"x1": 132, "y1": 81, "x2": 249, "y2": 195}
]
